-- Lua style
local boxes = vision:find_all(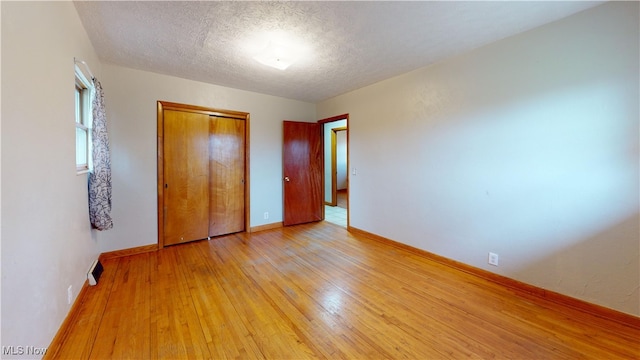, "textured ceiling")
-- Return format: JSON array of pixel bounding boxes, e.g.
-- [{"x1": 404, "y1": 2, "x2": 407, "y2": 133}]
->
[{"x1": 74, "y1": 1, "x2": 604, "y2": 103}]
